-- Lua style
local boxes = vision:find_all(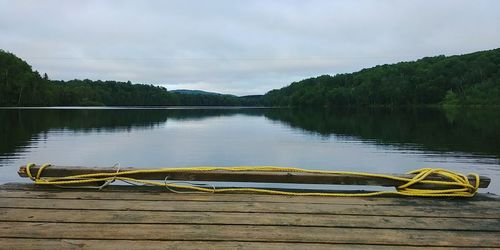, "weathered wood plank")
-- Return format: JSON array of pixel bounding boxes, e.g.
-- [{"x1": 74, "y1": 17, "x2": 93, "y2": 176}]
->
[
  {"x1": 1, "y1": 208, "x2": 499, "y2": 231},
  {"x1": 1, "y1": 198, "x2": 498, "y2": 218},
  {"x1": 18, "y1": 165, "x2": 491, "y2": 188},
  {"x1": 15, "y1": 182, "x2": 500, "y2": 199},
  {"x1": 1, "y1": 183, "x2": 498, "y2": 249},
  {"x1": 2, "y1": 189, "x2": 499, "y2": 207},
  {"x1": 1, "y1": 222, "x2": 499, "y2": 247},
  {"x1": 0, "y1": 239, "x2": 459, "y2": 250}
]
